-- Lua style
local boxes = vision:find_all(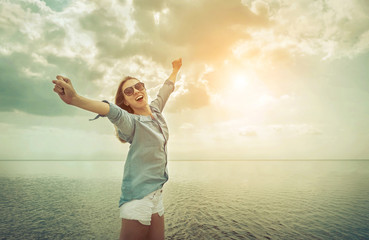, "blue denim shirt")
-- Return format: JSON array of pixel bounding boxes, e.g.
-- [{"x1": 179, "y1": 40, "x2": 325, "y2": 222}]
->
[{"x1": 90, "y1": 79, "x2": 175, "y2": 208}]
